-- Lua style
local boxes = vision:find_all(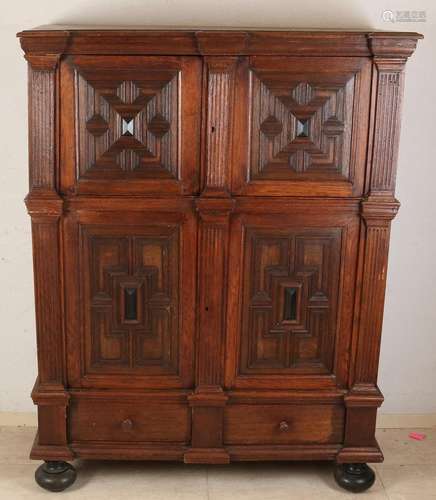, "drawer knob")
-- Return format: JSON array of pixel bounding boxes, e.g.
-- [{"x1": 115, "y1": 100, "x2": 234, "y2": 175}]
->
[
  {"x1": 279, "y1": 420, "x2": 290, "y2": 432},
  {"x1": 121, "y1": 418, "x2": 133, "y2": 431}
]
